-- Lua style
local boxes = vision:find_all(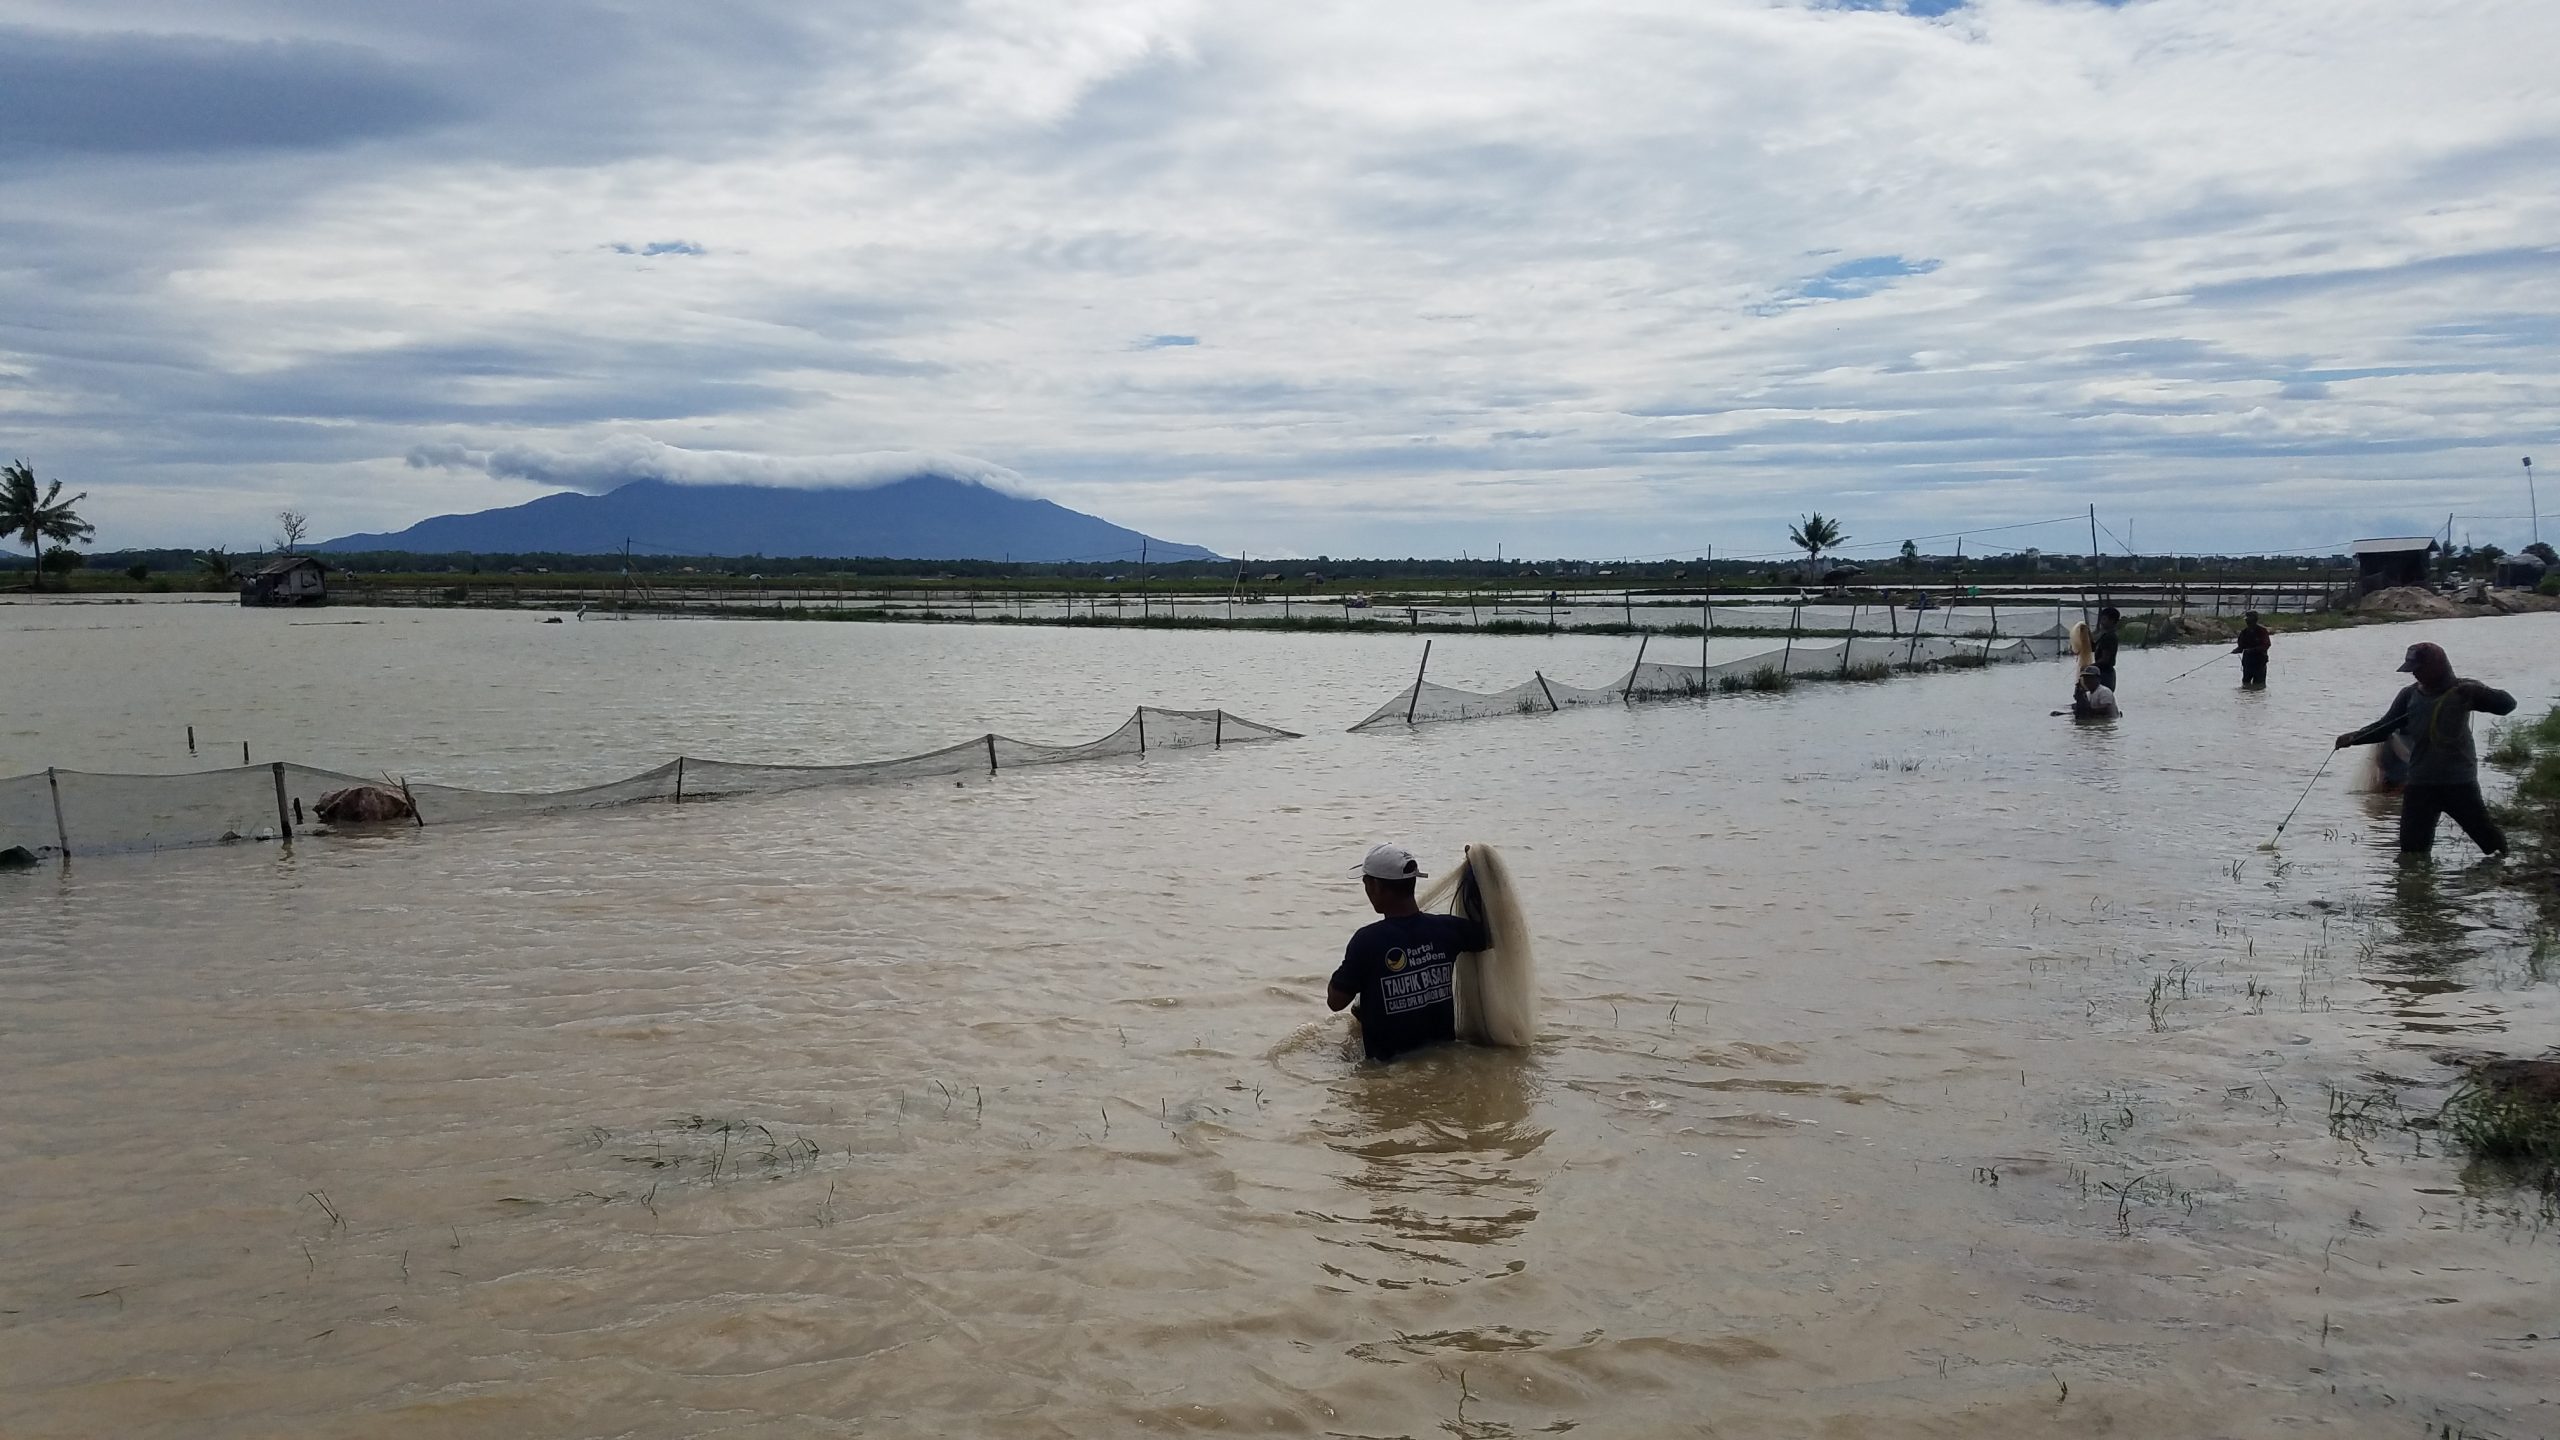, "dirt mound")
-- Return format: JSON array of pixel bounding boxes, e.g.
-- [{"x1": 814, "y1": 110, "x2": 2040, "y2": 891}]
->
[
  {"x1": 2351, "y1": 585, "x2": 2466, "y2": 618},
  {"x1": 2152, "y1": 613, "x2": 2241, "y2": 643}
]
